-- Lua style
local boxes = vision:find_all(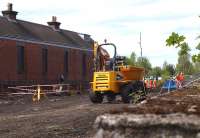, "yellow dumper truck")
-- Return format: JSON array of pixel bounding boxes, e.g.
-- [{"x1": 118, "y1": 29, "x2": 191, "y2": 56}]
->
[{"x1": 89, "y1": 42, "x2": 145, "y2": 103}]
